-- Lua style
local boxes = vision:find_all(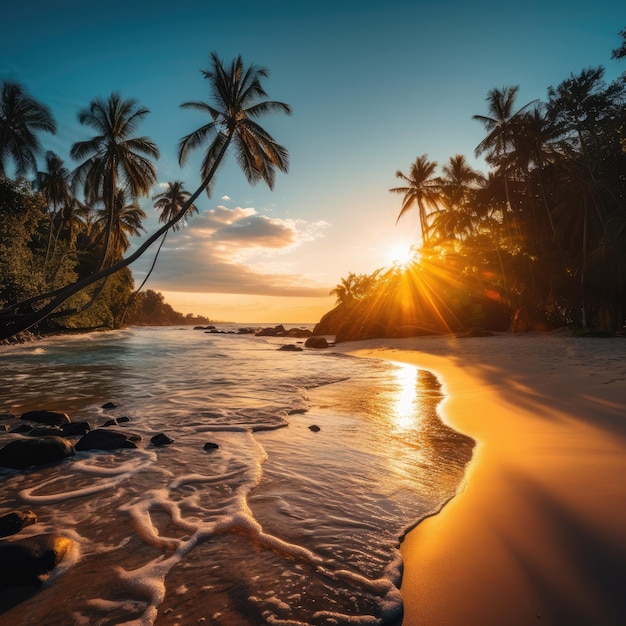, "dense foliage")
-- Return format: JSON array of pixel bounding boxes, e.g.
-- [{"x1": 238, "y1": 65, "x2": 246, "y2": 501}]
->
[
  {"x1": 0, "y1": 53, "x2": 290, "y2": 339},
  {"x1": 319, "y1": 31, "x2": 626, "y2": 340}
]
